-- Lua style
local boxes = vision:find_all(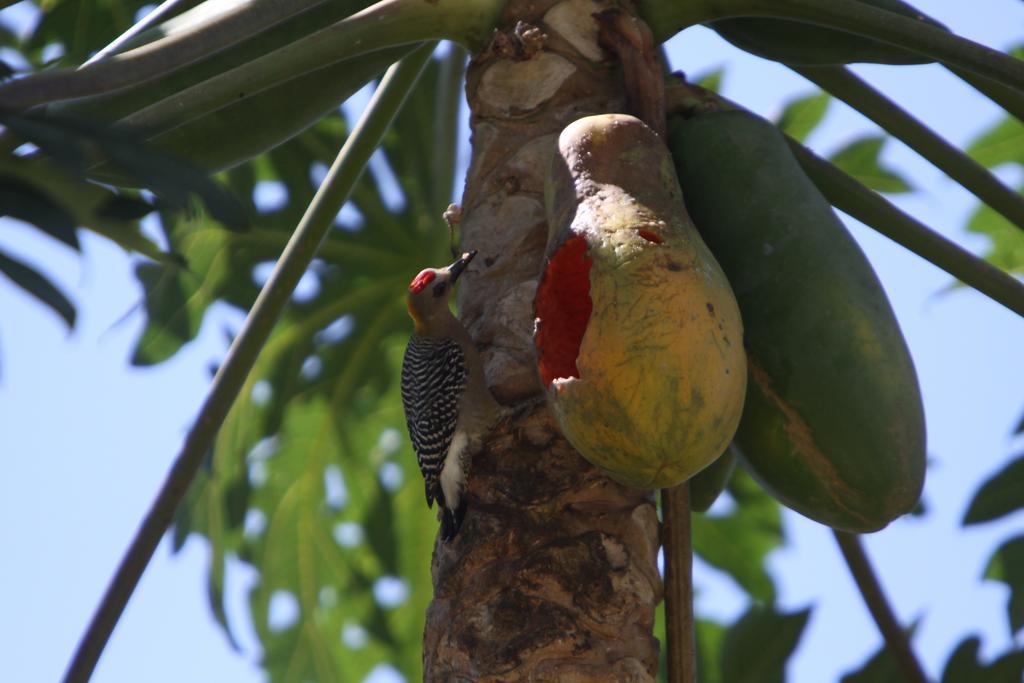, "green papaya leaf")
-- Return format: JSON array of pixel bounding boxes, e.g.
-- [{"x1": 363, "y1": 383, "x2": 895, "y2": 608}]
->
[
  {"x1": 840, "y1": 645, "x2": 902, "y2": 683},
  {"x1": 983, "y1": 535, "x2": 1024, "y2": 635},
  {"x1": 204, "y1": 349, "x2": 431, "y2": 683},
  {"x1": 0, "y1": 142, "x2": 180, "y2": 265},
  {"x1": 720, "y1": 605, "x2": 810, "y2": 683},
  {"x1": 0, "y1": 151, "x2": 177, "y2": 264},
  {"x1": 98, "y1": 141, "x2": 247, "y2": 230},
  {"x1": 695, "y1": 68, "x2": 725, "y2": 94},
  {"x1": 23, "y1": 0, "x2": 158, "y2": 65},
  {"x1": 0, "y1": 248, "x2": 75, "y2": 328},
  {"x1": 828, "y1": 136, "x2": 913, "y2": 194},
  {"x1": 696, "y1": 618, "x2": 727, "y2": 683},
  {"x1": 131, "y1": 220, "x2": 233, "y2": 365},
  {"x1": 206, "y1": 539, "x2": 241, "y2": 652},
  {"x1": 941, "y1": 636, "x2": 1024, "y2": 683},
  {"x1": 0, "y1": 177, "x2": 79, "y2": 249},
  {"x1": 963, "y1": 454, "x2": 1024, "y2": 525},
  {"x1": 95, "y1": 194, "x2": 157, "y2": 222},
  {"x1": 966, "y1": 188, "x2": 1024, "y2": 274},
  {"x1": 967, "y1": 116, "x2": 1024, "y2": 169},
  {"x1": 693, "y1": 468, "x2": 783, "y2": 603},
  {"x1": 775, "y1": 91, "x2": 830, "y2": 144},
  {"x1": 839, "y1": 622, "x2": 919, "y2": 683},
  {"x1": 2, "y1": 110, "x2": 247, "y2": 231}
]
